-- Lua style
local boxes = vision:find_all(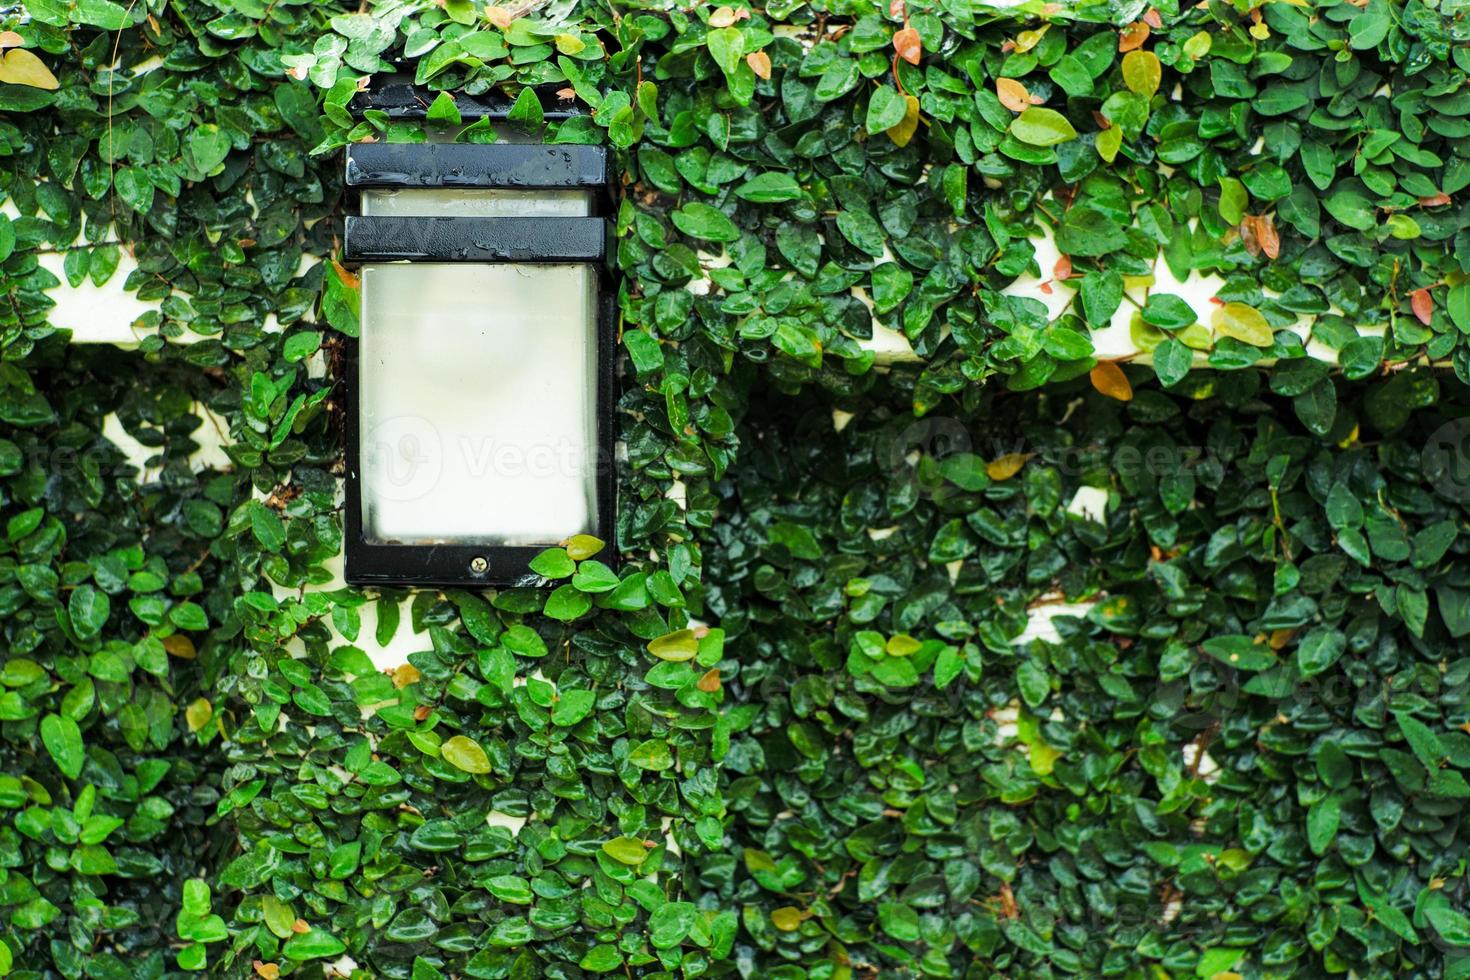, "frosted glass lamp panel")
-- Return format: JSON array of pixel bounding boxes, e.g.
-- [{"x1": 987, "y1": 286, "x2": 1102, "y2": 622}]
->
[
  {"x1": 359, "y1": 262, "x2": 599, "y2": 546},
  {"x1": 360, "y1": 188, "x2": 593, "y2": 218}
]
